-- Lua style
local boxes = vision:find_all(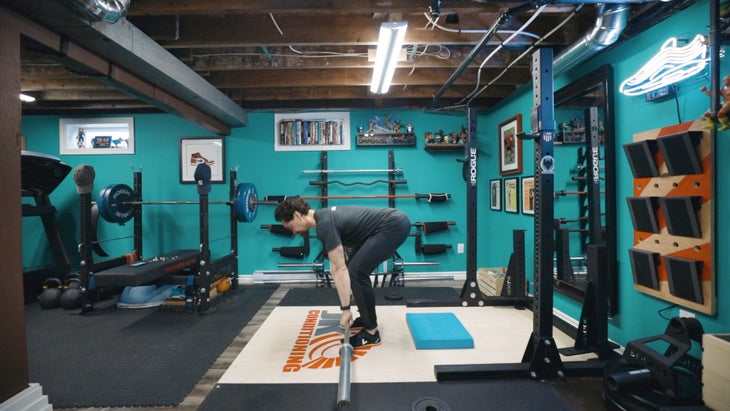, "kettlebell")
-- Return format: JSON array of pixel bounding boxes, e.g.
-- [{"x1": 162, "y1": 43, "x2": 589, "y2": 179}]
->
[
  {"x1": 60, "y1": 274, "x2": 84, "y2": 310},
  {"x1": 39, "y1": 278, "x2": 63, "y2": 309},
  {"x1": 217, "y1": 278, "x2": 231, "y2": 293}
]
